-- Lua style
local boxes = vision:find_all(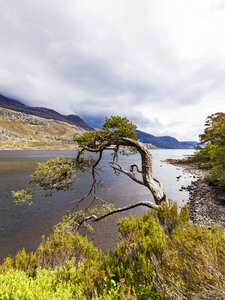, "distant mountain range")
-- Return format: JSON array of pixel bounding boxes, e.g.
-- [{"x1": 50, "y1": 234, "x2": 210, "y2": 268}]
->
[
  {"x1": 0, "y1": 94, "x2": 198, "y2": 149},
  {"x1": 0, "y1": 94, "x2": 93, "y2": 131},
  {"x1": 137, "y1": 130, "x2": 198, "y2": 149}
]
